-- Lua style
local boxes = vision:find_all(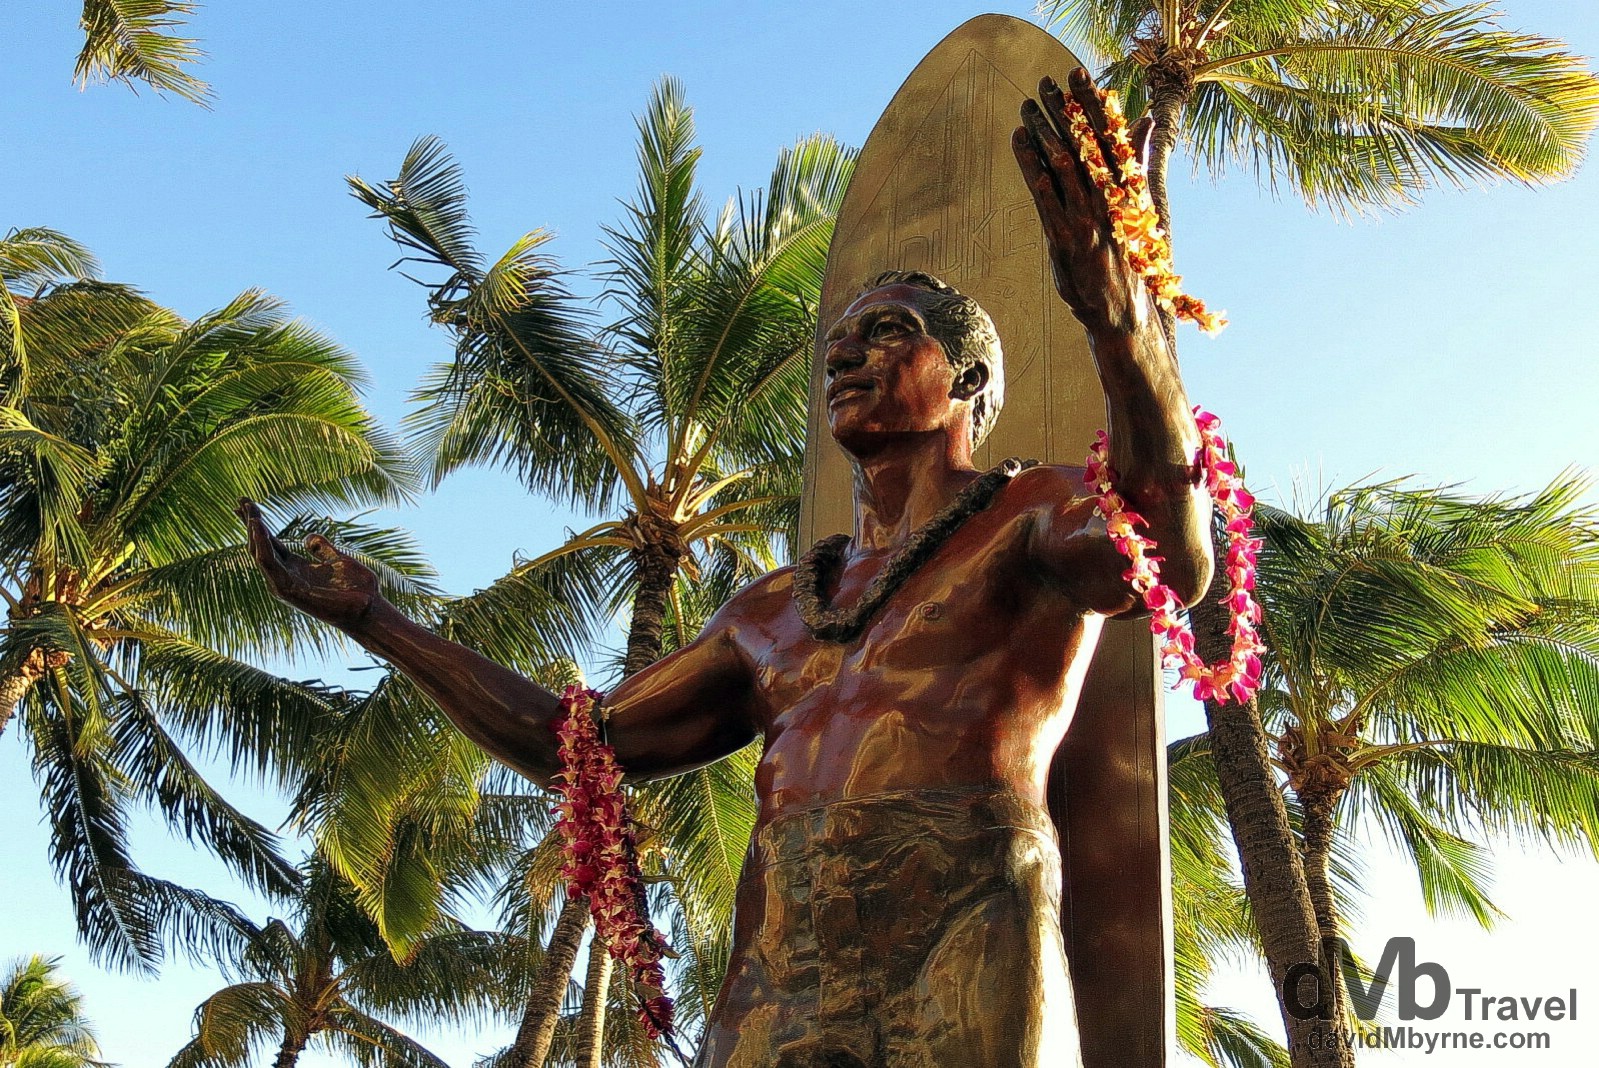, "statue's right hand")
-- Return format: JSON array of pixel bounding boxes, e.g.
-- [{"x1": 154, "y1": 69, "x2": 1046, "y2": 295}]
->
[{"x1": 237, "y1": 498, "x2": 379, "y2": 630}]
